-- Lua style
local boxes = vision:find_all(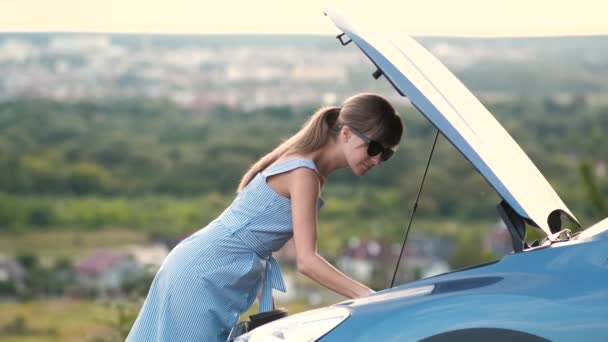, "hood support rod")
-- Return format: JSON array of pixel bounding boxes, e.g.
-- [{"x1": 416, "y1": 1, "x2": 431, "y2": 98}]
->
[{"x1": 390, "y1": 129, "x2": 440, "y2": 288}]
